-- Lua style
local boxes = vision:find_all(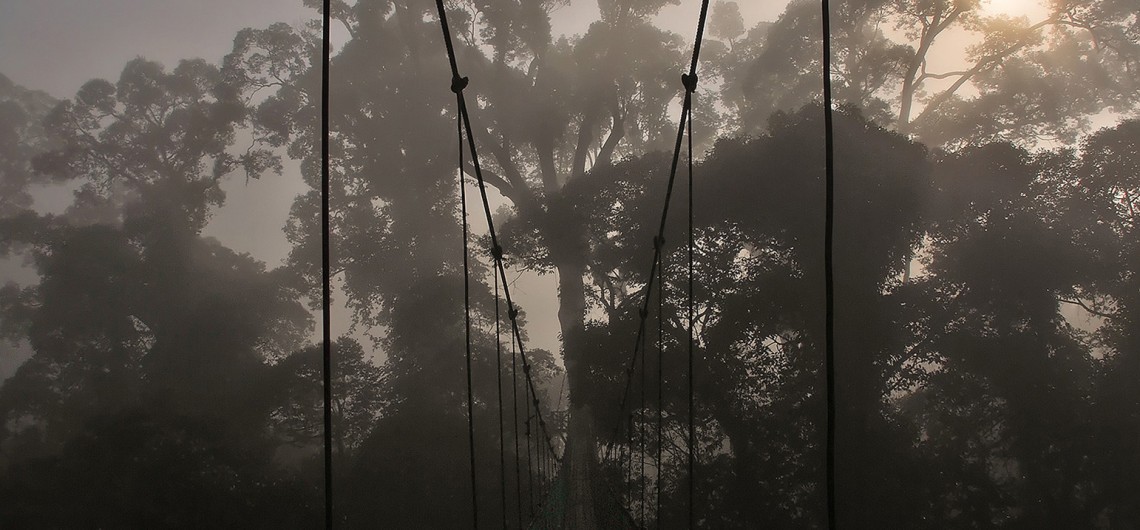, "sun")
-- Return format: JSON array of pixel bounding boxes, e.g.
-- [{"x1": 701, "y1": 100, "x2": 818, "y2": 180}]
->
[{"x1": 979, "y1": 0, "x2": 1044, "y2": 18}]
